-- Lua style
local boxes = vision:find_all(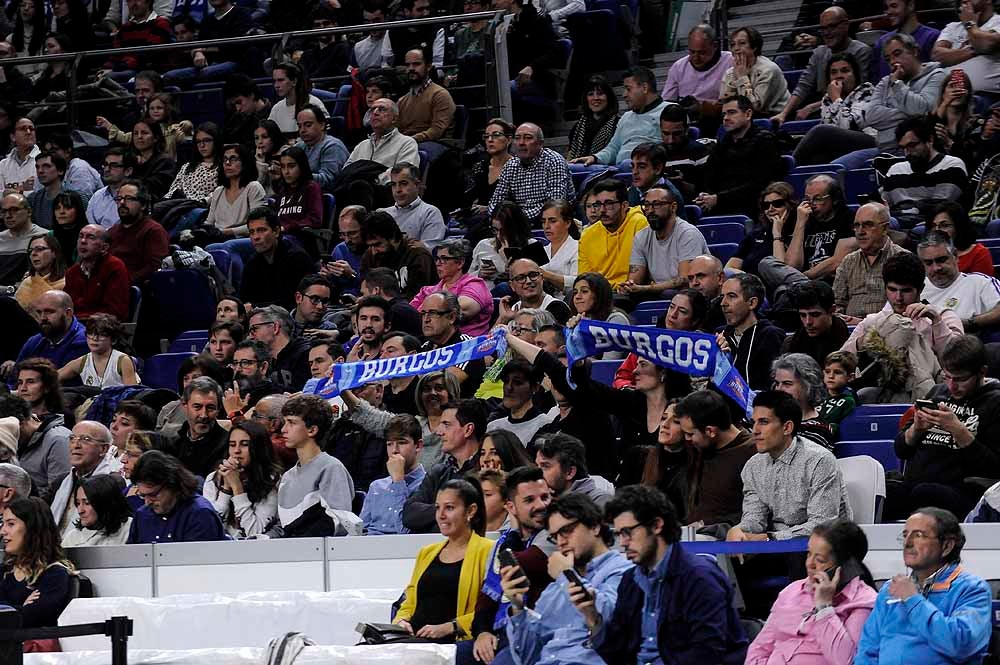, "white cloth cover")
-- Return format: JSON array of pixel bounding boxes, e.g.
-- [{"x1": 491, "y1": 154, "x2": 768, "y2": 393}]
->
[
  {"x1": 26, "y1": 644, "x2": 456, "y2": 665},
  {"x1": 58, "y1": 590, "x2": 401, "y2": 652}
]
